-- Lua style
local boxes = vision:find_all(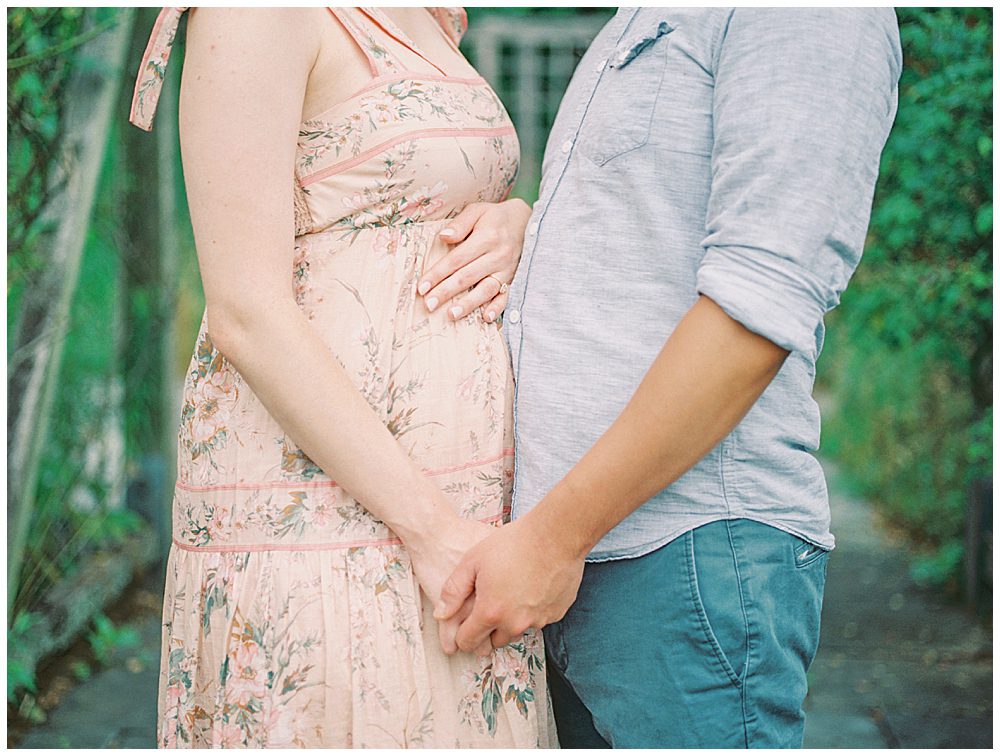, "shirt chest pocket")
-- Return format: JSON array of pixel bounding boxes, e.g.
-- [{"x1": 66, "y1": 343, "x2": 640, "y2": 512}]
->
[{"x1": 578, "y1": 19, "x2": 674, "y2": 167}]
